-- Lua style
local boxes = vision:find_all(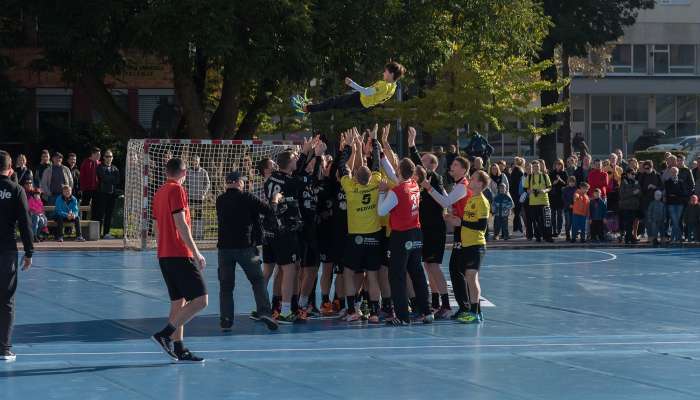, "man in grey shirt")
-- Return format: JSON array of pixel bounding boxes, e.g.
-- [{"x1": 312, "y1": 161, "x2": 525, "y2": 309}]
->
[
  {"x1": 40, "y1": 152, "x2": 73, "y2": 205},
  {"x1": 186, "y1": 155, "x2": 210, "y2": 240}
]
